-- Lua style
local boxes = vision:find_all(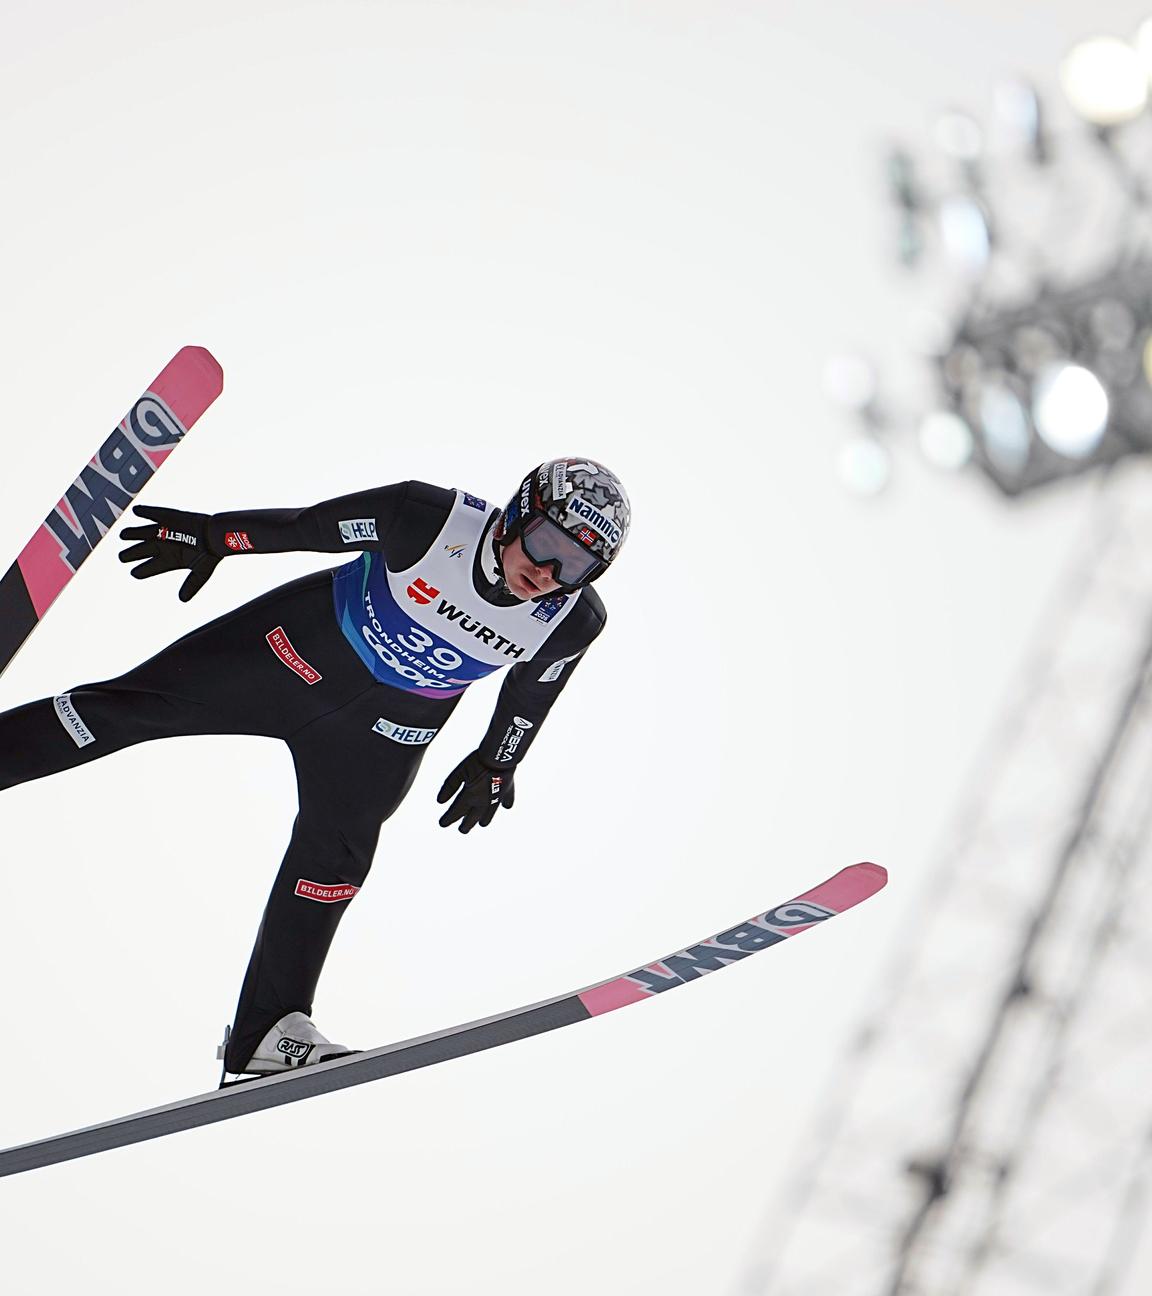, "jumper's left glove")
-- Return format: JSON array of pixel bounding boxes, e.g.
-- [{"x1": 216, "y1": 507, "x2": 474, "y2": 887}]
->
[
  {"x1": 437, "y1": 751, "x2": 515, "y2": 833},
  {"x1": 119, "y1": 505, "x2": 221, "y2": 602}
]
